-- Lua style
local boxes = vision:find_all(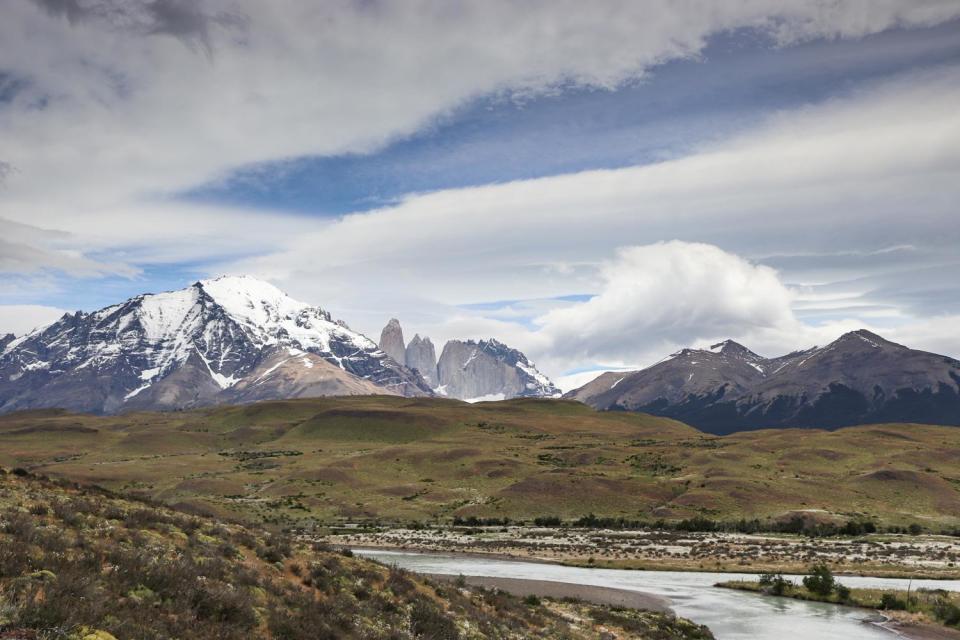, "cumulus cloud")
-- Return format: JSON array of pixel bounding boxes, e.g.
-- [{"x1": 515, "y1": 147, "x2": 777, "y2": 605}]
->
[
  {"x1": 535, "y1": 242, "x2": 796, "y2": 364},
  {"x1": 378, "y1": 241, "x2": 960, "y2": 387}
]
